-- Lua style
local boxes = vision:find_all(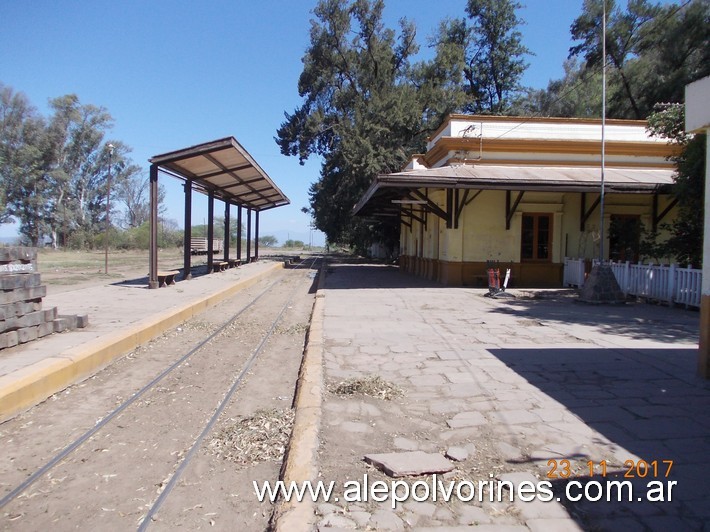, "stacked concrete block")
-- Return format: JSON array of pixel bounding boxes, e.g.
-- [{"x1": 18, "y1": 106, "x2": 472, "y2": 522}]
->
[{"x1": 0, "y1": 247, "x2": 88, "y2": 350}]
